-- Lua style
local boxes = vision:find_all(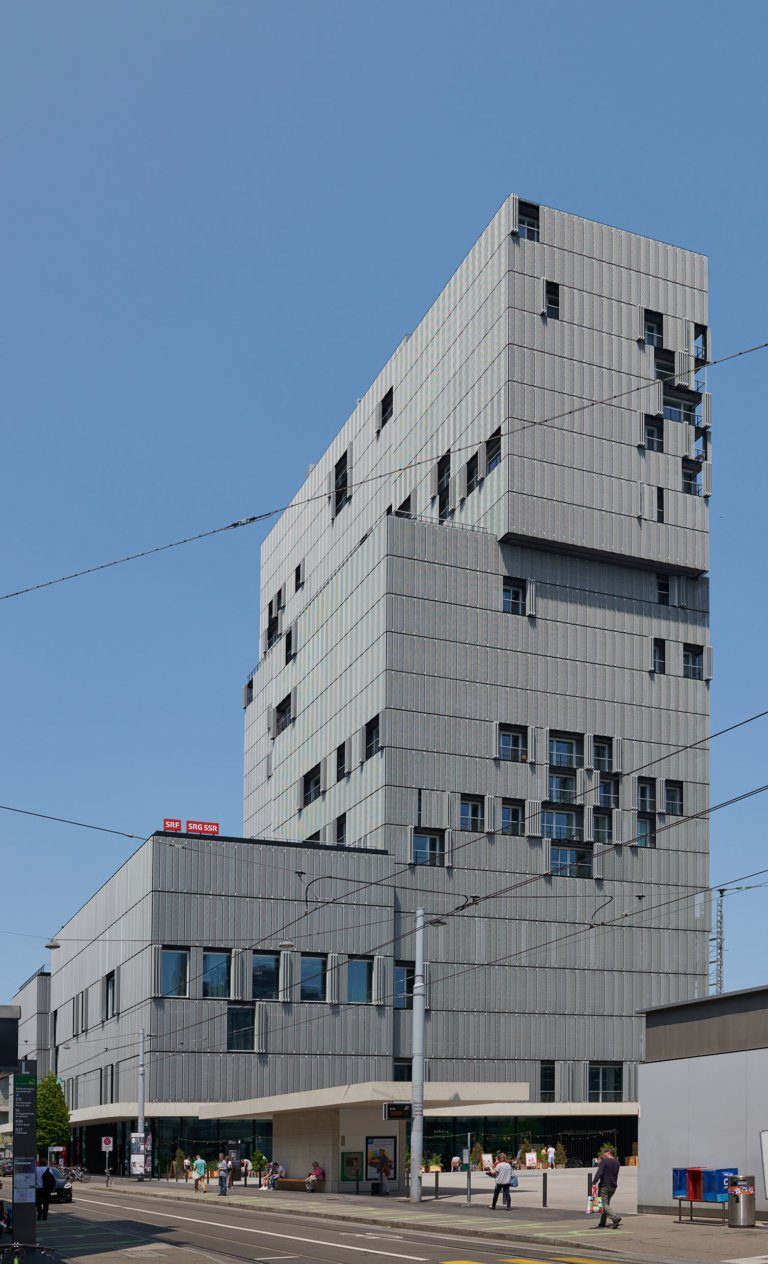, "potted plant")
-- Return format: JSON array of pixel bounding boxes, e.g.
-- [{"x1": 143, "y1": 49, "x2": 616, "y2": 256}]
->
[
  {"x1": 470, "y1": 1141, "x2": 484, "y2": 1171},
  {"x1": 555, "y1": 1141, "x2": 567, "y2": 1168},
  {"x1": 426, "y1": 1152, "x2": 443, "y2": 1172}
]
